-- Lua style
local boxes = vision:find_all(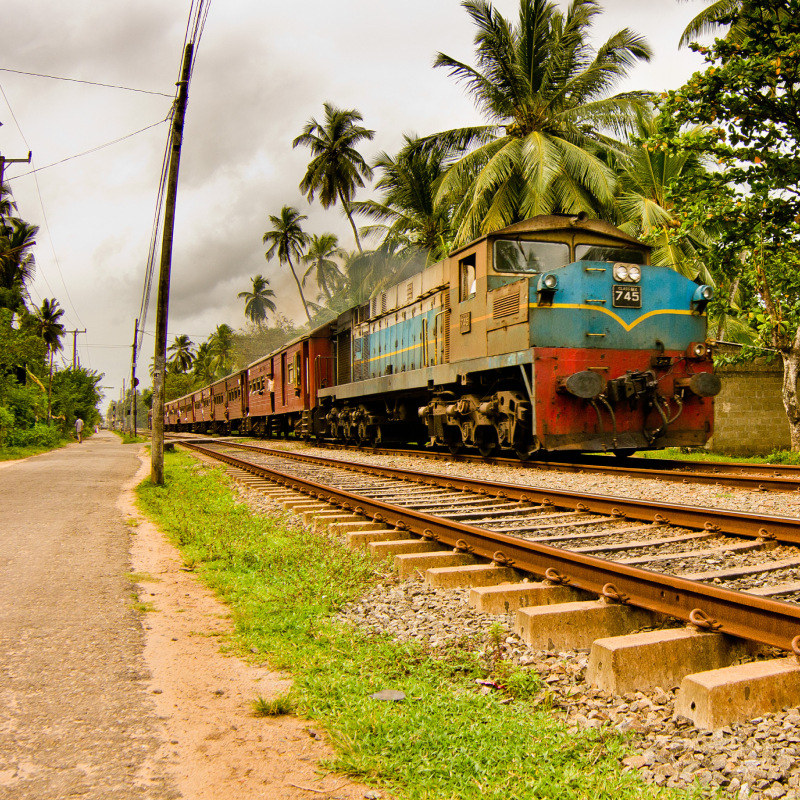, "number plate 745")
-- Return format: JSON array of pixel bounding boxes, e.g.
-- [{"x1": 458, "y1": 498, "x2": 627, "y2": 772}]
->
[{"x1": 612, "y1": 284, "x2": 641, "y2": 308}]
